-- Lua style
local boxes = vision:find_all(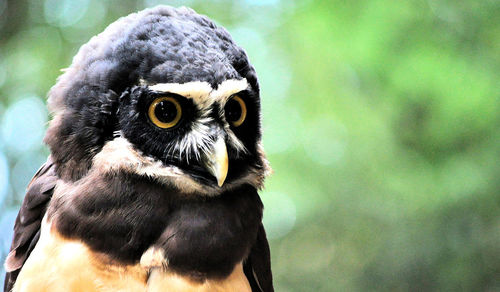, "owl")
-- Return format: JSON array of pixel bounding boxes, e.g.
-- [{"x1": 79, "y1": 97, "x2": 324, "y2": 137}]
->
[{"x1": 4, "y1": 6, "x2": 273, "y2": 292}]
